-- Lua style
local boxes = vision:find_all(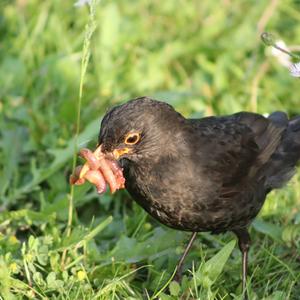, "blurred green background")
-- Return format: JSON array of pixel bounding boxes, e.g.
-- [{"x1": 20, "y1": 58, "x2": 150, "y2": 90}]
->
[{"x1": 0, "y1": 0, "x2": 299, "y2": 299}]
